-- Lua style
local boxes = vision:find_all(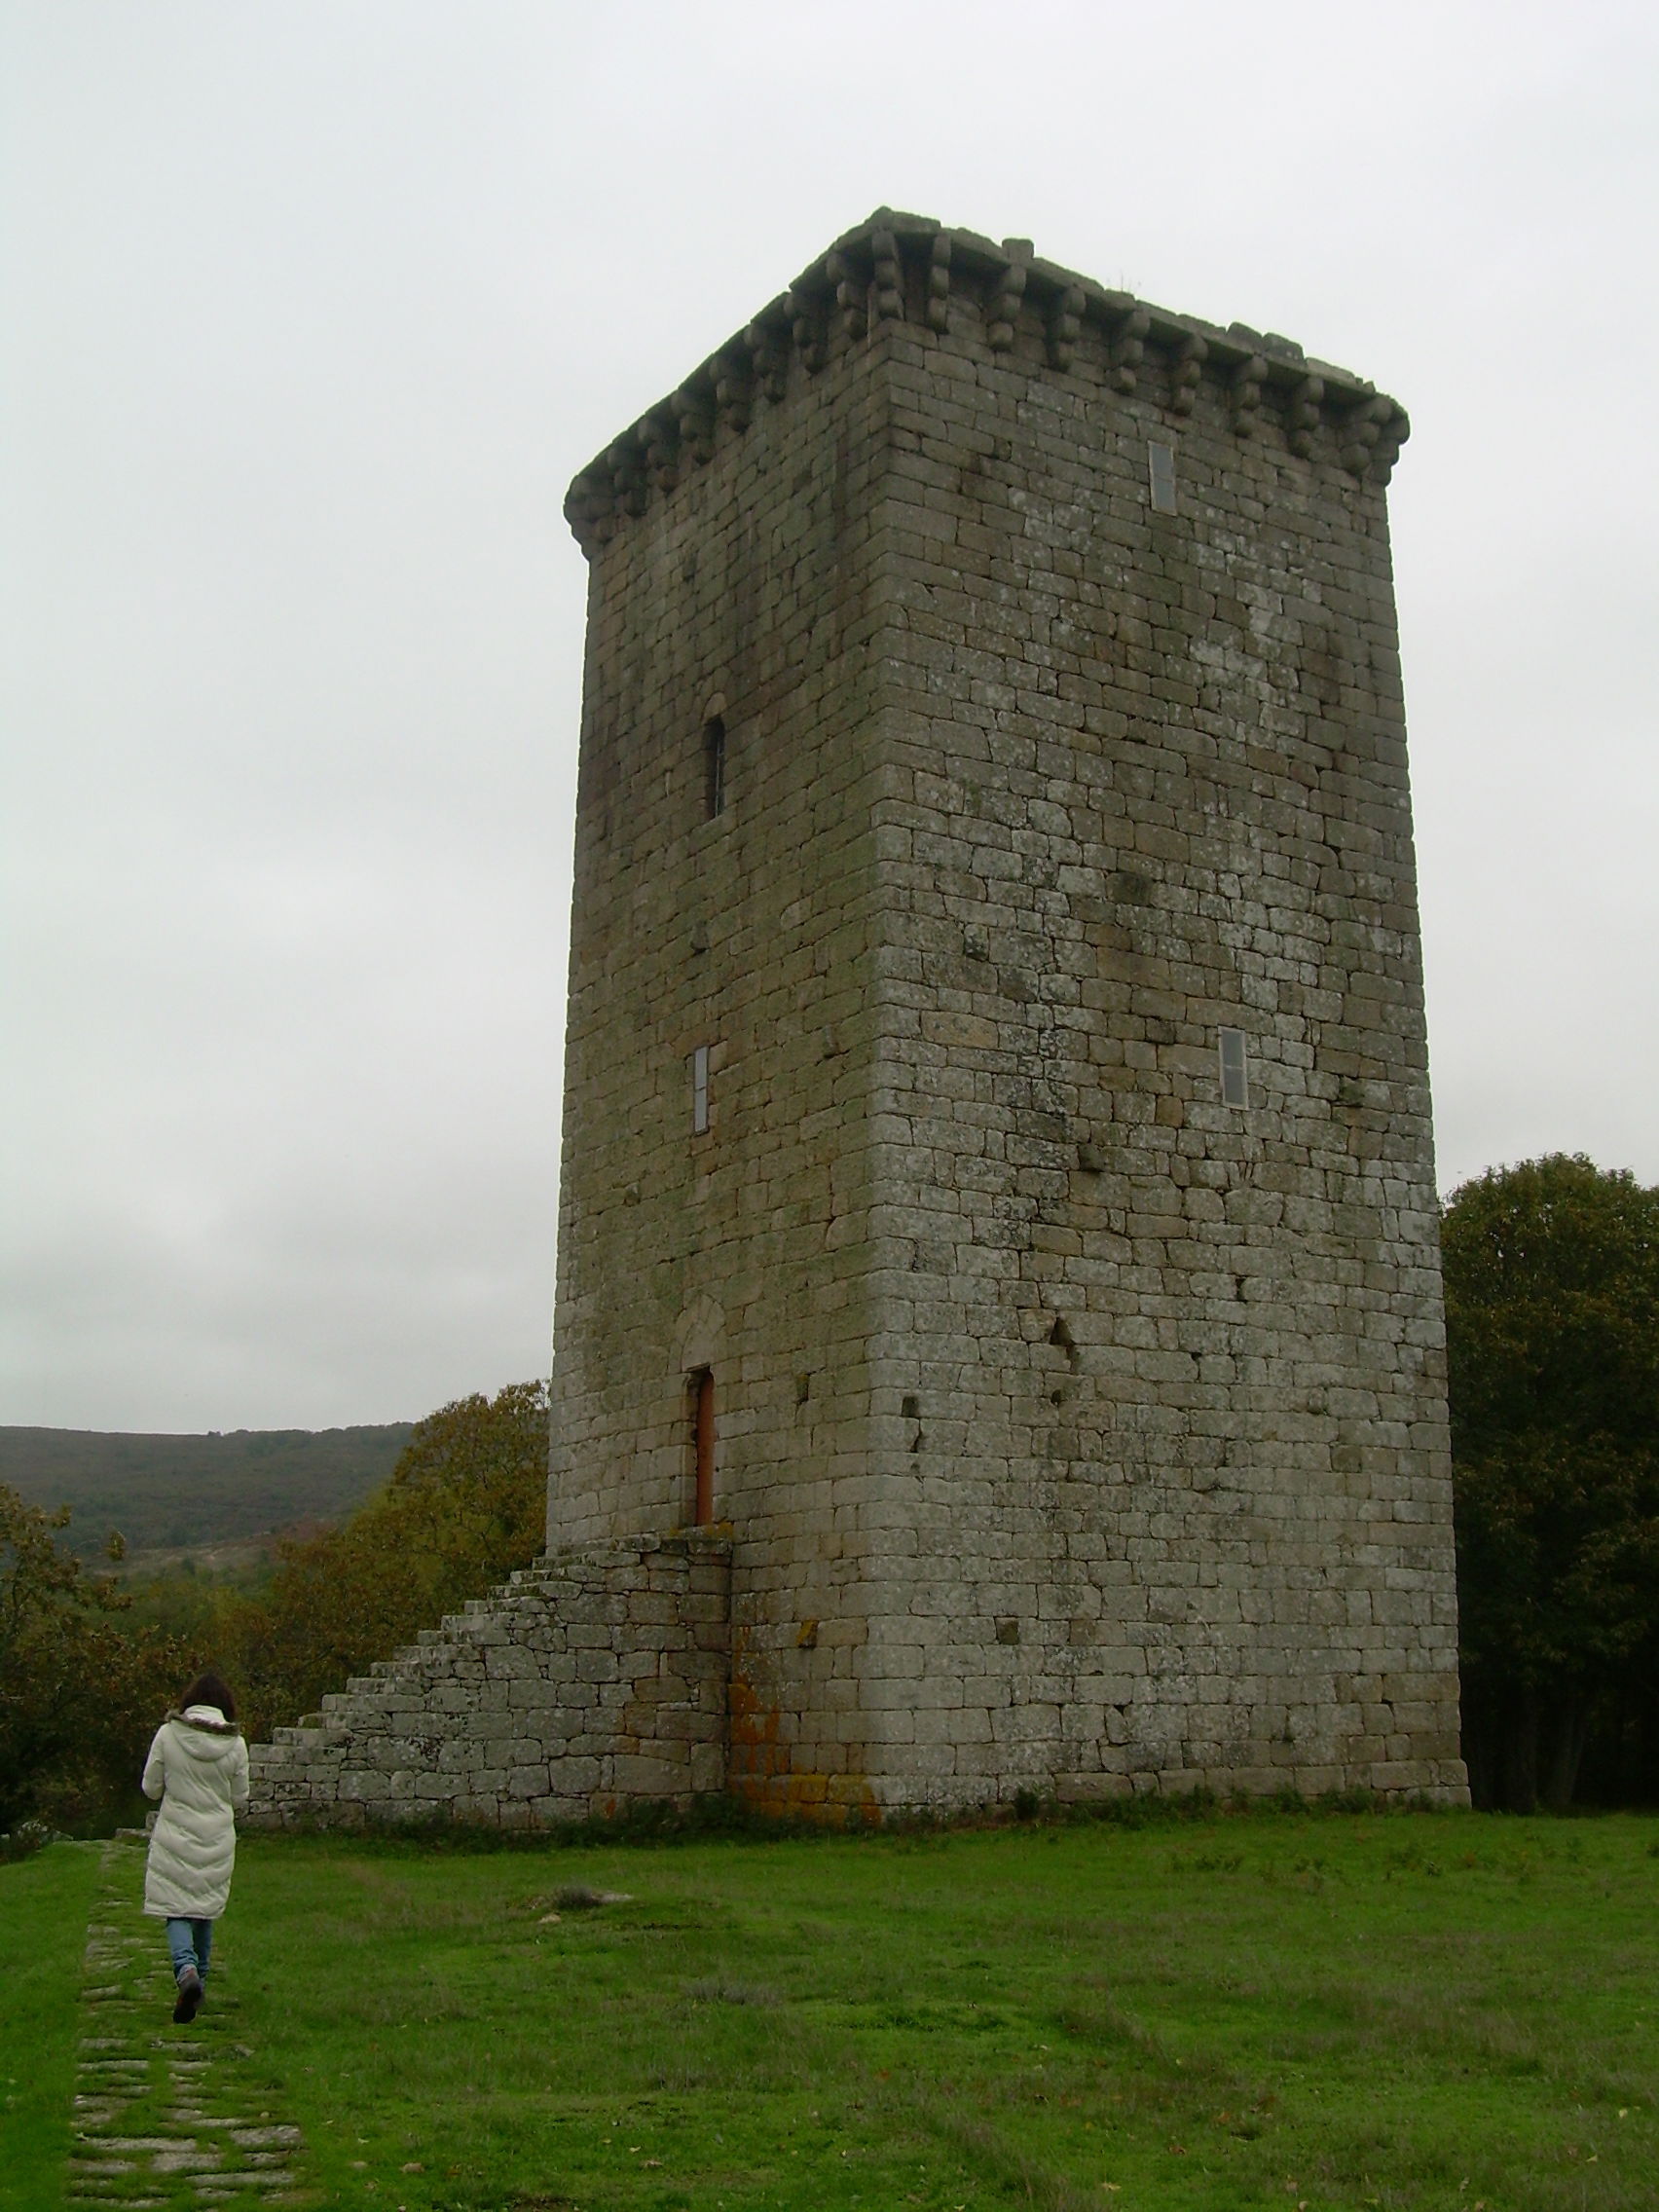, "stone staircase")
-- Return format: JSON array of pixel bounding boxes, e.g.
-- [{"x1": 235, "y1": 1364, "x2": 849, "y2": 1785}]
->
[{"x1": 244, "y1": 1533, "x2": 731, "y2": 1830}]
